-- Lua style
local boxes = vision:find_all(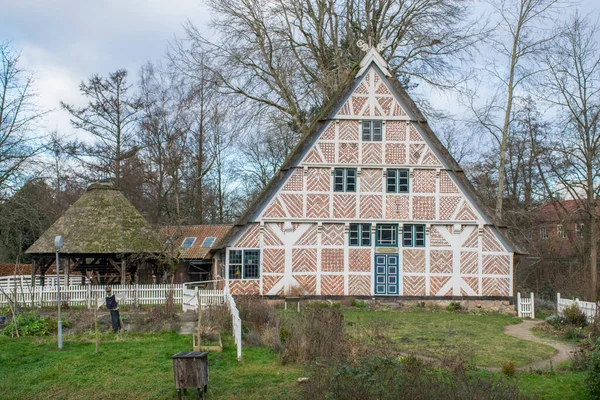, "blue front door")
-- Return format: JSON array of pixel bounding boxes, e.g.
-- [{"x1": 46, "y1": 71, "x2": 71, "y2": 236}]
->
[{"x1": 374, "y1": 254, "x2": 399, "y2": 295}]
